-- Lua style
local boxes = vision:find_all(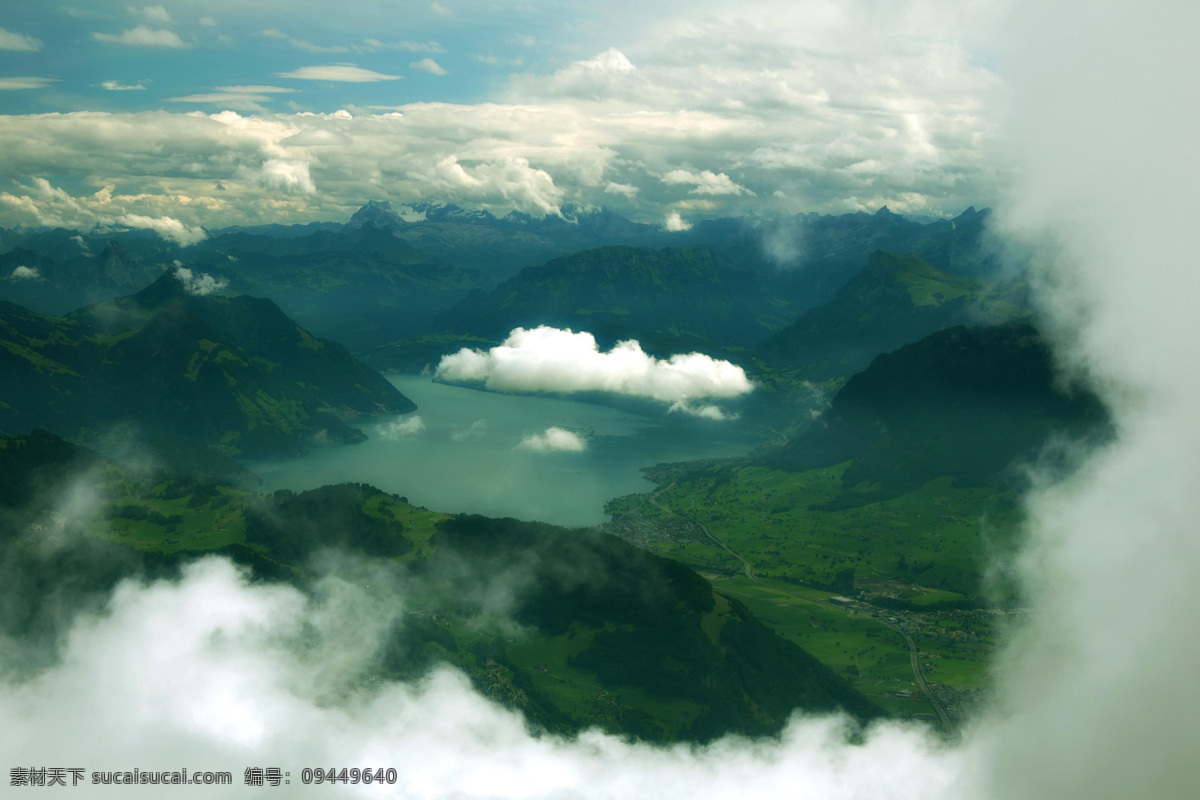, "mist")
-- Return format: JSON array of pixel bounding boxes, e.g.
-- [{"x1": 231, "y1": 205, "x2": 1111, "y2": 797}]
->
[{"x1": 4, "y1": 2, "x2": 1198, "y2": 798}]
